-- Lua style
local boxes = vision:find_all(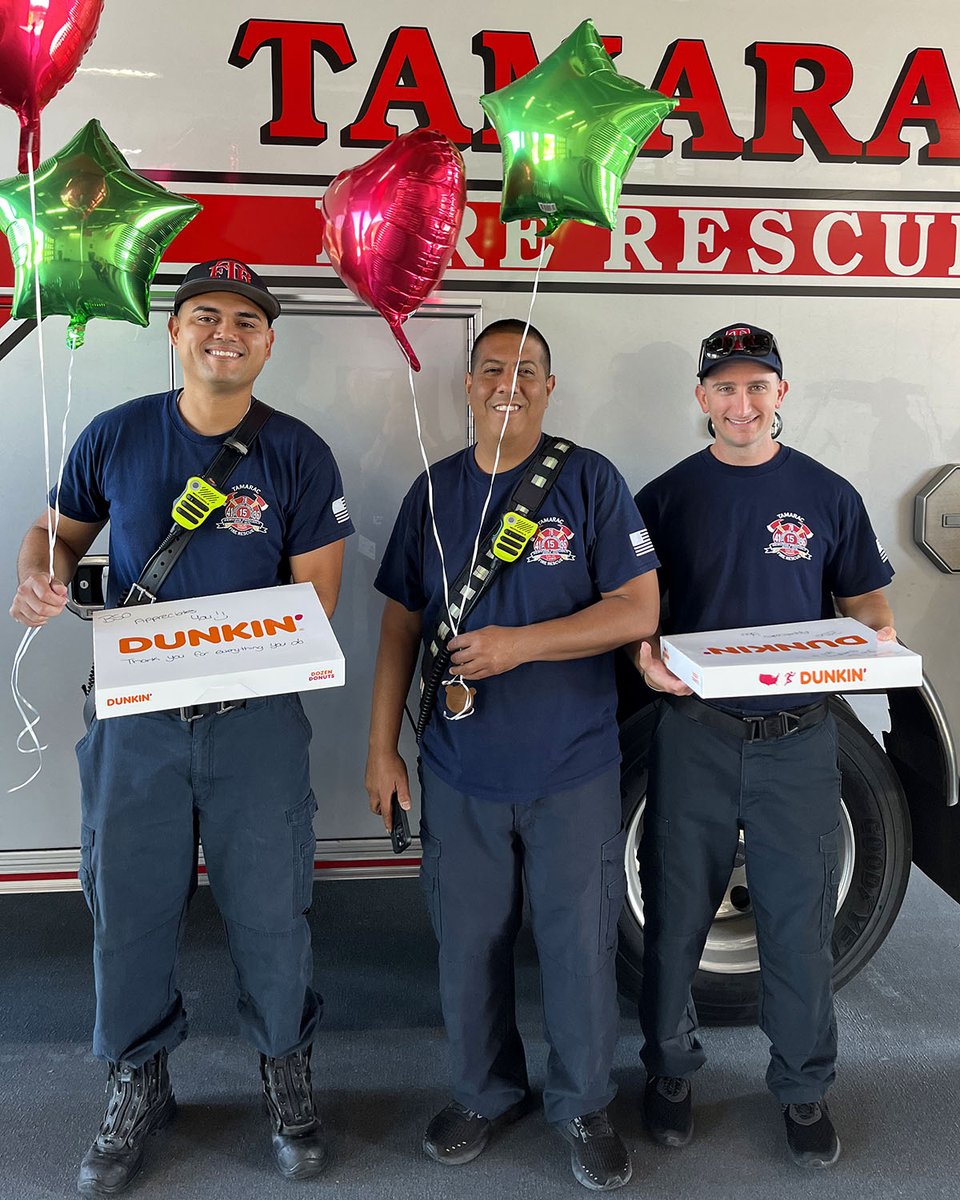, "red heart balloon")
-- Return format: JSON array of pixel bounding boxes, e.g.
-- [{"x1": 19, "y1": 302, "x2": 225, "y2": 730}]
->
[
  {"x1": 0, "y1": 0, "x2": 105, "y2": 173},
  {"x1": 321, "y1": 127, "x2": 466, "y2": 371}
]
